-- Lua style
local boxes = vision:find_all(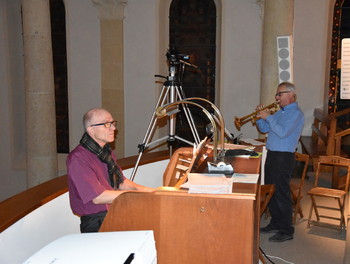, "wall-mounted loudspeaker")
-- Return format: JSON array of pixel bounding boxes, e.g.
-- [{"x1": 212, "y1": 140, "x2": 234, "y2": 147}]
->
[{"x1": 277, "y1": 36, "x2": 293, "y2": 83}]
